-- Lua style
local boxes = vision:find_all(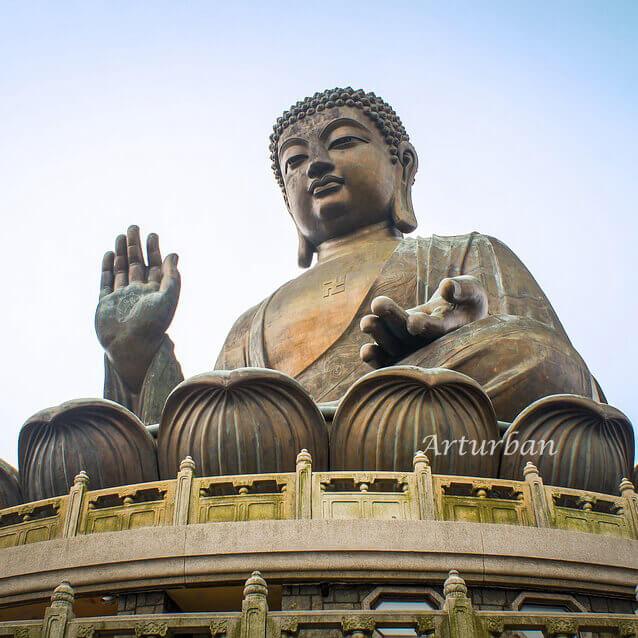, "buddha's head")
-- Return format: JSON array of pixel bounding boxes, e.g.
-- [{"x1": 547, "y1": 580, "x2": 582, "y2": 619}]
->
[{"x1": 270, "y1": 88, "x2": 418, "y2": 267}]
